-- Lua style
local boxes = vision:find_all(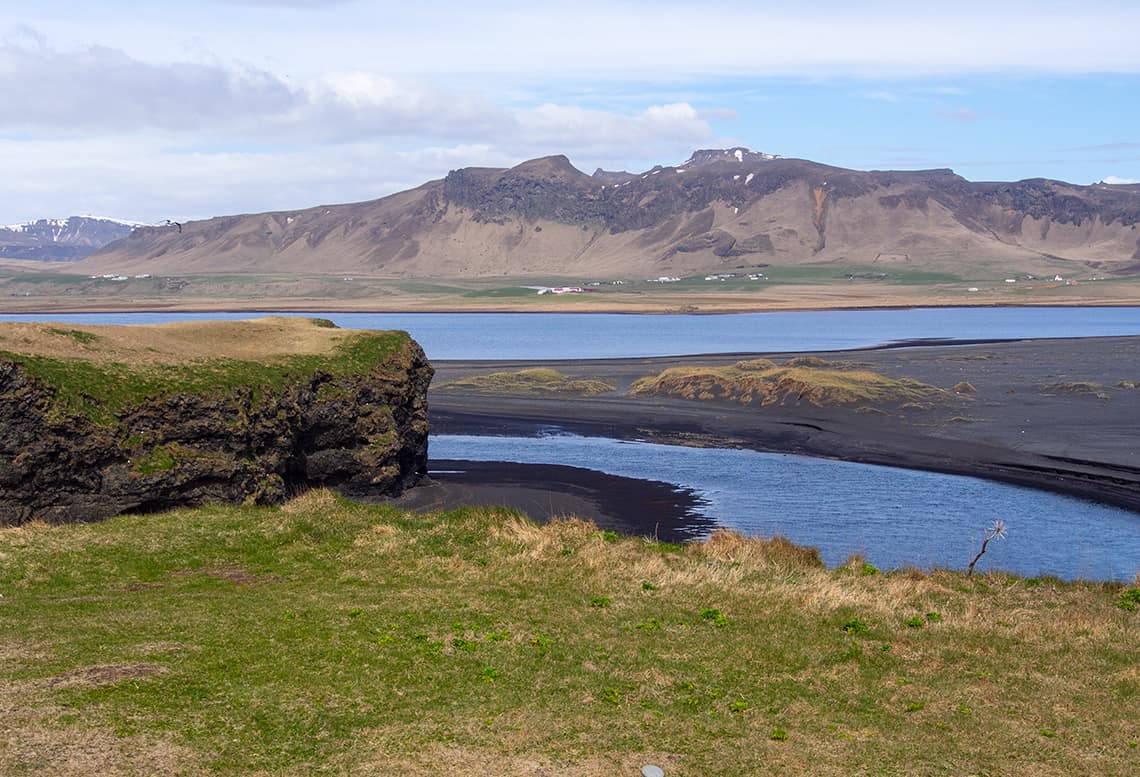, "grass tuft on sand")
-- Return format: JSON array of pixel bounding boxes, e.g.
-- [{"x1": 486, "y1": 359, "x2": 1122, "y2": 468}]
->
[
  {"x1": 440, "y1": 367, "x2": 615, "y2": 397},
  {"x1": 1, "y1": 493, "x2": 1136, "y2": 776},
  {"x1": 630, "y1": 359, "x2": 946, "y2": 407}
]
